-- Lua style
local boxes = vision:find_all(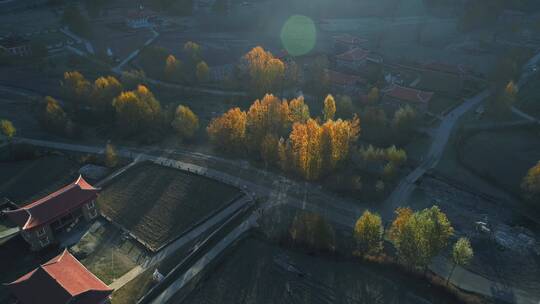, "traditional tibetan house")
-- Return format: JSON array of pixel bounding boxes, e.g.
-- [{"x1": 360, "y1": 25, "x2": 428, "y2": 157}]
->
[
  {"x1": 4, "y1": 176, "x2": 100, "y2": 251},
  {"x1": 382, "y1": 84, "x2": 434, "y2": 113},
  {"x1": 5, "y1": 249, "x2": 112, "y2": 304}
]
